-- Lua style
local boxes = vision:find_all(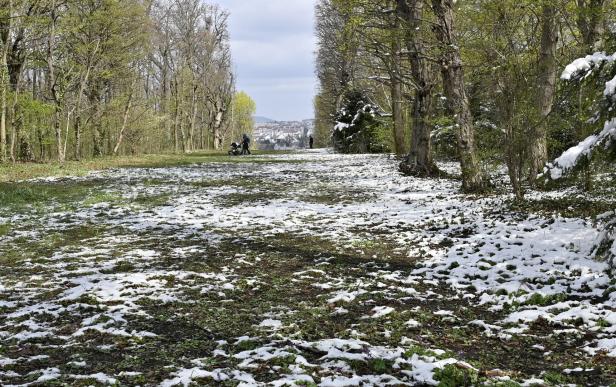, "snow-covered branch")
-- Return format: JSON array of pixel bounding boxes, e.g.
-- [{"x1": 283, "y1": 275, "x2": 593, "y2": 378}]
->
[
  {"x1": 544, "y1": 118, "x2": 616, "y2": 179},
  {"x1": 543, "y1": 52, "x2": 616, "y2": 180}
]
